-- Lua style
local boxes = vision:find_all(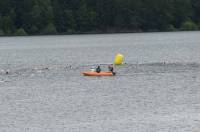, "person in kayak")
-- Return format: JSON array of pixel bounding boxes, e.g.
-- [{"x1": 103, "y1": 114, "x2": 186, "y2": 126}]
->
[
  {"x1": 108, "y1": 65, "x2": 113, "y2": 72},
  {"x1": 108, "y1": 64, "x2": 116, "y2": 75},
  {"x1": 108, "y1": 65, "x2": 115, "y2": 75},
  {"x1": 96, "y1": 65, "x2": 101, "y2": 73}
]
